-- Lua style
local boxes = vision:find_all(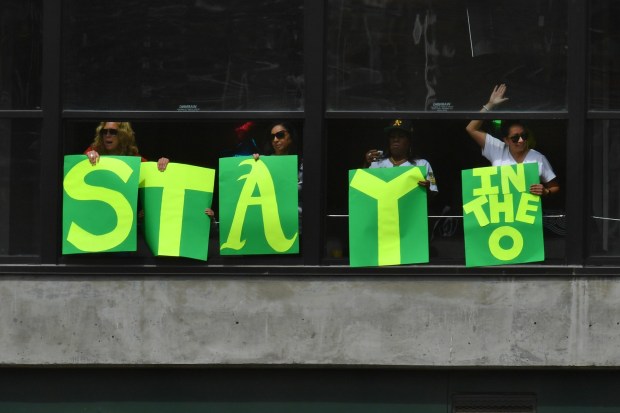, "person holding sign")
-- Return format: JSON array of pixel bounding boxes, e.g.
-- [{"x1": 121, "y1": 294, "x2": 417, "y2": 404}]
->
[
  {"x1": 252, "y1": 121, "x2": 303, "y2": 214},
  {"x1": 84, "y1": 121, "x2": 170, "y2": 172},
  {"x1": 465, "y1": 85, "x2": 560, "y2": 197},
  {"x1": 363, "y1": 119, "x2": 438, "y2": 194}
]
